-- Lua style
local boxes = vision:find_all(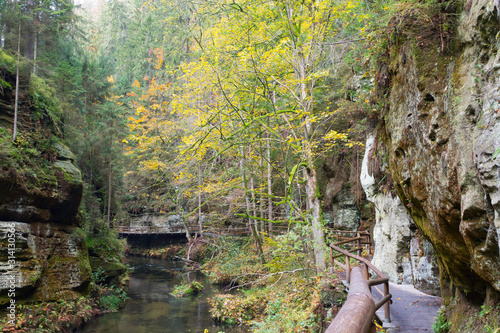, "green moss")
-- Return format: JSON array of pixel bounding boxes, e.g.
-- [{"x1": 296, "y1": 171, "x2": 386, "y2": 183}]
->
[
  {"x1": 29, "y1": 75, "x2": 63, "y2": 124},
  {"x1": 171, "y1": 281, "x2": 203, "y2": 298},
  {"x1": 0, "y1": 51, "x2": 16, "y2": 71}
]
